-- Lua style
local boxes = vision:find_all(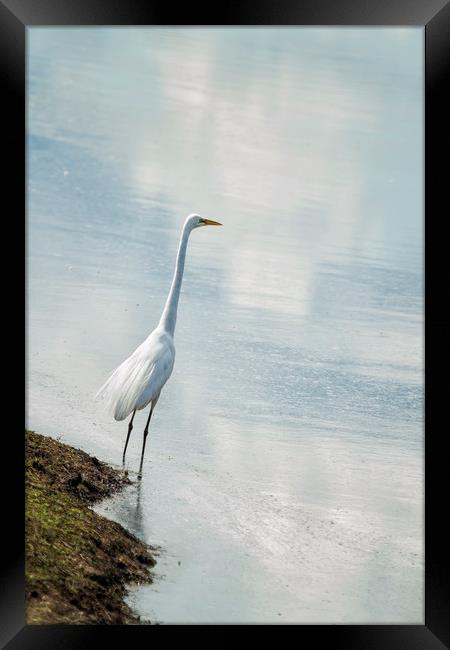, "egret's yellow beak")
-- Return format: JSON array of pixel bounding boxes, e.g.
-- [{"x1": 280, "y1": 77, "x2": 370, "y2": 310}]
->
[{"x1": 201, "y1": 218, "x2": 222, "y2": 226}]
